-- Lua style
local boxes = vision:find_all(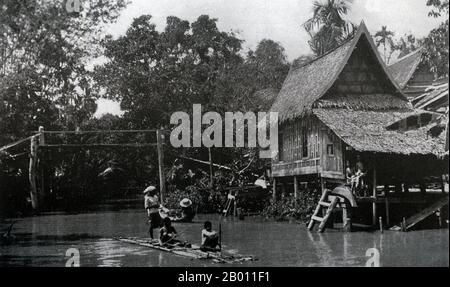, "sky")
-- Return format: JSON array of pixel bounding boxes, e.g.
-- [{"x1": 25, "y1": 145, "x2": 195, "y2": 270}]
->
[{"x1": 94, "y1": 0, "x2": 445, "y2": 117}]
